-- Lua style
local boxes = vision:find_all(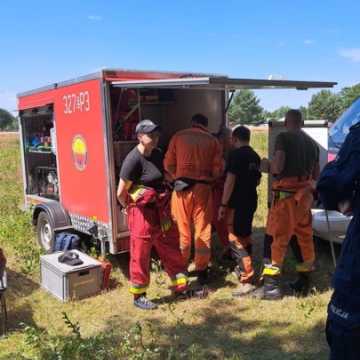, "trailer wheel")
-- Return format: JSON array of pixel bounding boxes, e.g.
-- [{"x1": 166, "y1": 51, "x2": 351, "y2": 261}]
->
[{"x1": 36, "y1": 212, "x2": 55, "y2": 253}]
